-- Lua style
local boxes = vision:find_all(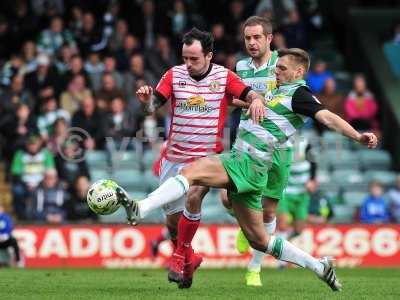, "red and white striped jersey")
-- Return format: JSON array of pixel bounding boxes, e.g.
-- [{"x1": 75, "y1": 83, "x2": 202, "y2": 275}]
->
[{"x1": 156, "y1": 63, "x2": 249, "y2": 163}]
